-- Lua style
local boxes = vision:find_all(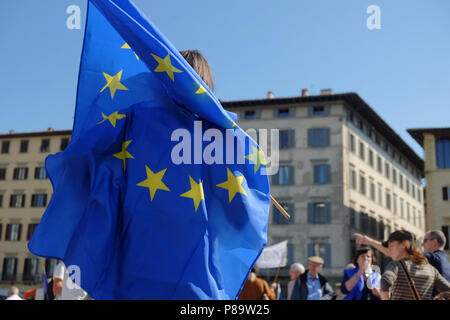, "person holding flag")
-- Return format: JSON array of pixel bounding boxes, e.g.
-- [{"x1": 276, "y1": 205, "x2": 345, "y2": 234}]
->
[{"x1": 28, "y1": 0, "x2": 273, "y2": 300}]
